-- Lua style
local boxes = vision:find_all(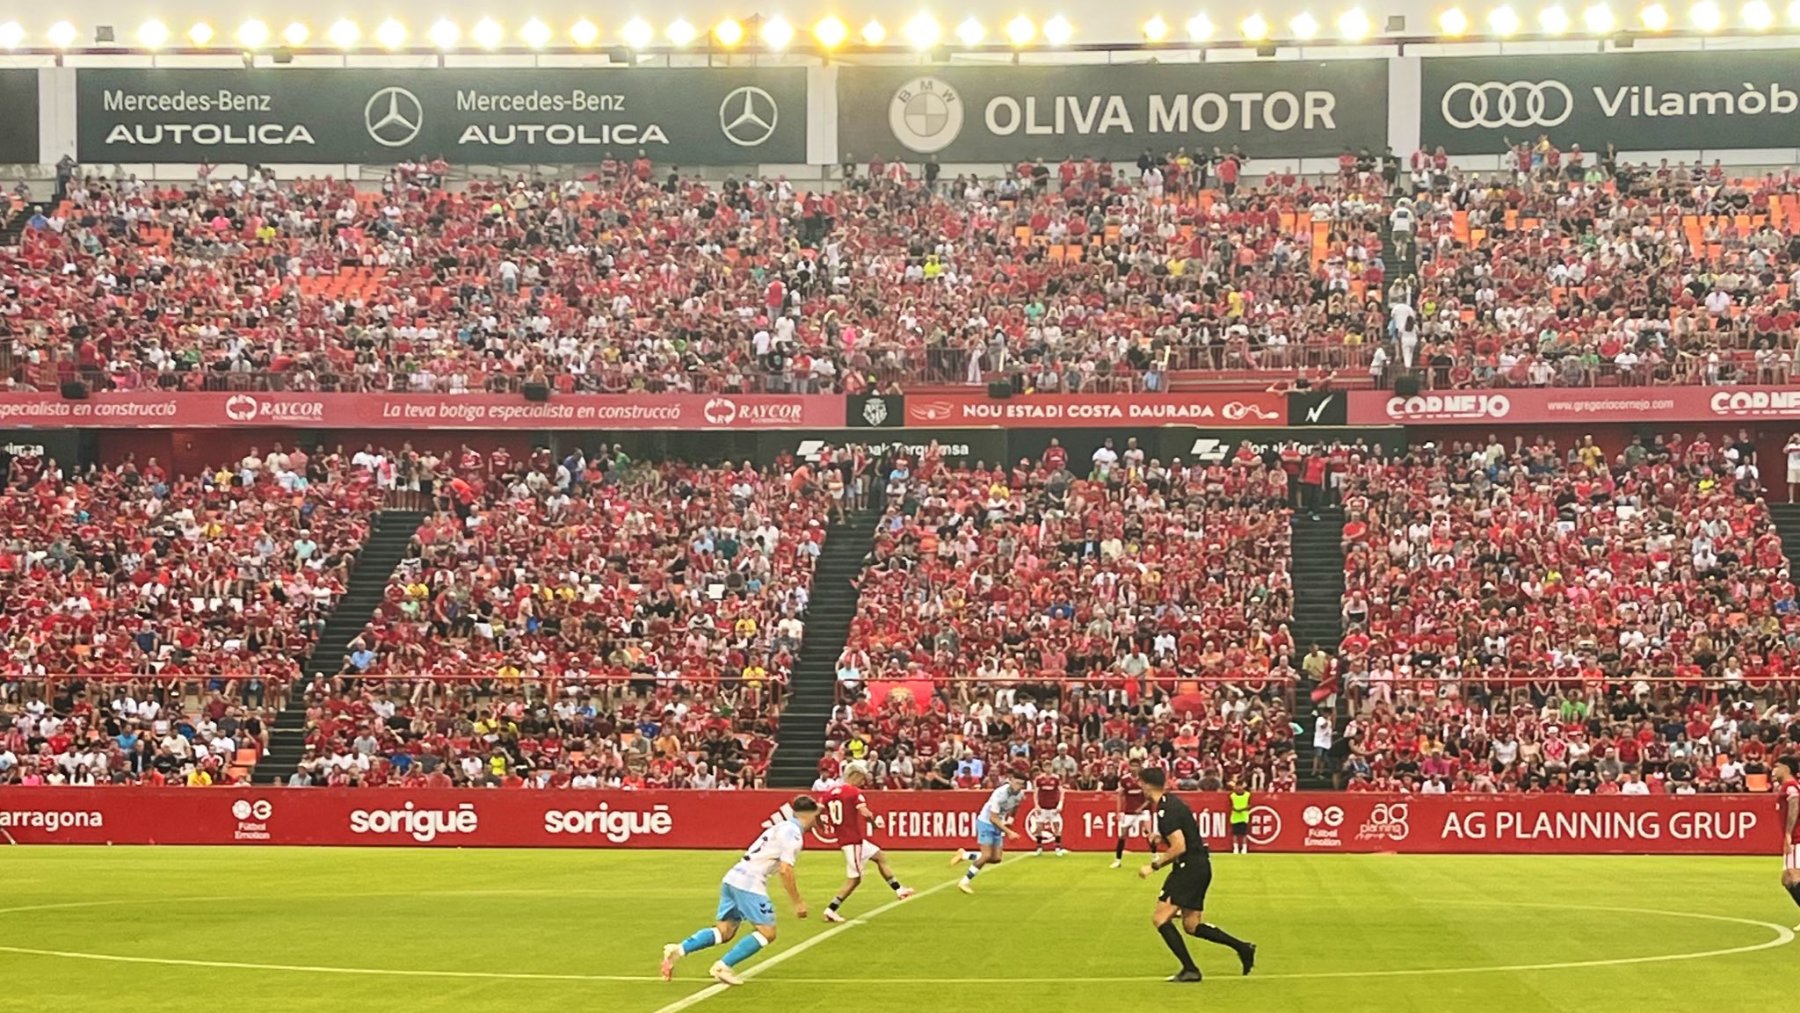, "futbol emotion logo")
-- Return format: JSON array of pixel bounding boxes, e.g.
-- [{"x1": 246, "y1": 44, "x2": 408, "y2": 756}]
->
[
  {"x1": 890, "y1": 77, "x2": 964, "y2": 154},
  {"x1": 1440, "y1": 80, "x2": 1575, "y2": 130},
  {"x1": 231, "y1": 798, "x2": 273, "y2": 820},
  {"x1": 703, "y1": 397, "x2": 739, "y2": 426},
  {"x1": 719, "y1": 86, "x2": 780, "y2": 147},
  {"x1": 1301, "y1": 804, "x2": 1346, "y2": 829},
  {"x1": 1246, "y1": 804, "x2": 1282, "y2": 846},
  {"x1": 365, "y1": 86, "x2": 424, "y2": 148},
  {"x1": 223, "y1": 394, "x2": 260, "y2": 422}
]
